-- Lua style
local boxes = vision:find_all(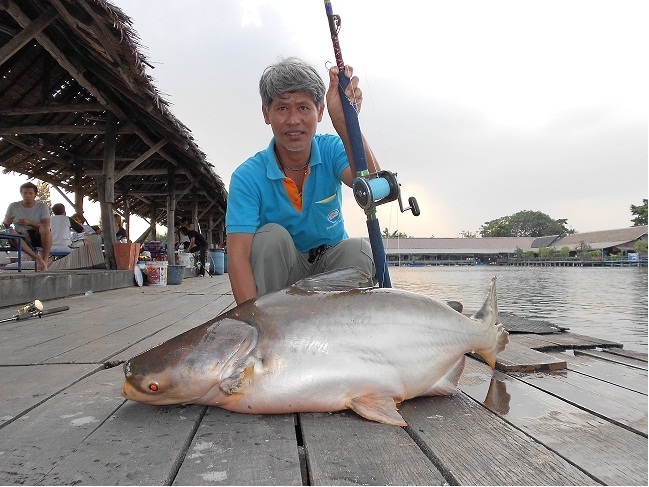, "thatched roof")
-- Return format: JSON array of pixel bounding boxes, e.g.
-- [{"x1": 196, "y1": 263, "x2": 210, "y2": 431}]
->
[{"x1": 0, "y1": 0, "x2": 227, "y2": 236}]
